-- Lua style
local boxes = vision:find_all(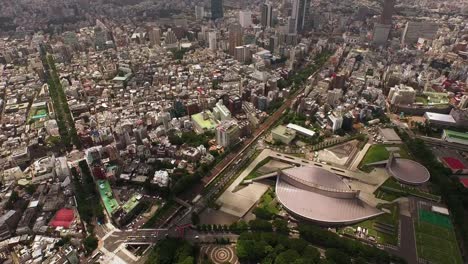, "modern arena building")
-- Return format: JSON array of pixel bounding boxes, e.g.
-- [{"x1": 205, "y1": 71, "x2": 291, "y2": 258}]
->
[
  {"x1": 275, "y1": 166, "x2": 383, "y2": 226},
  {"x1": 385, "y1": 153, "x2": 430, "y2": 185}
]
